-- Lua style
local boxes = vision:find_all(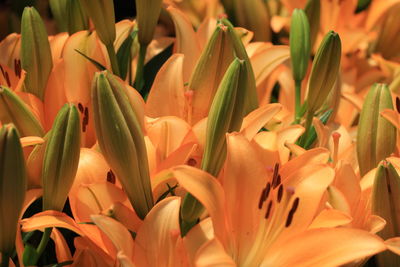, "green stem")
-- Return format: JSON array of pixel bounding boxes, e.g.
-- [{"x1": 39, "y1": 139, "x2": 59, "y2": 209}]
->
[
  {"x1": 106, "y1": 44, "x2": 120, "y2": 77},
  {"x1": 299, "y1": 112, "x2": 314, "y2": 147},
  {"x1": 1, "y1": 253, "x2": 9, "y2": 267},
  {"x1": 294, "y1": 80, "x2": 302, "y2": 123},
  {"x1": 35, "y1": 227, "x2": 52, "y2": 260},
  {"x1": 134, "y1": 44, "x2": 148, "y2": 92}
]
